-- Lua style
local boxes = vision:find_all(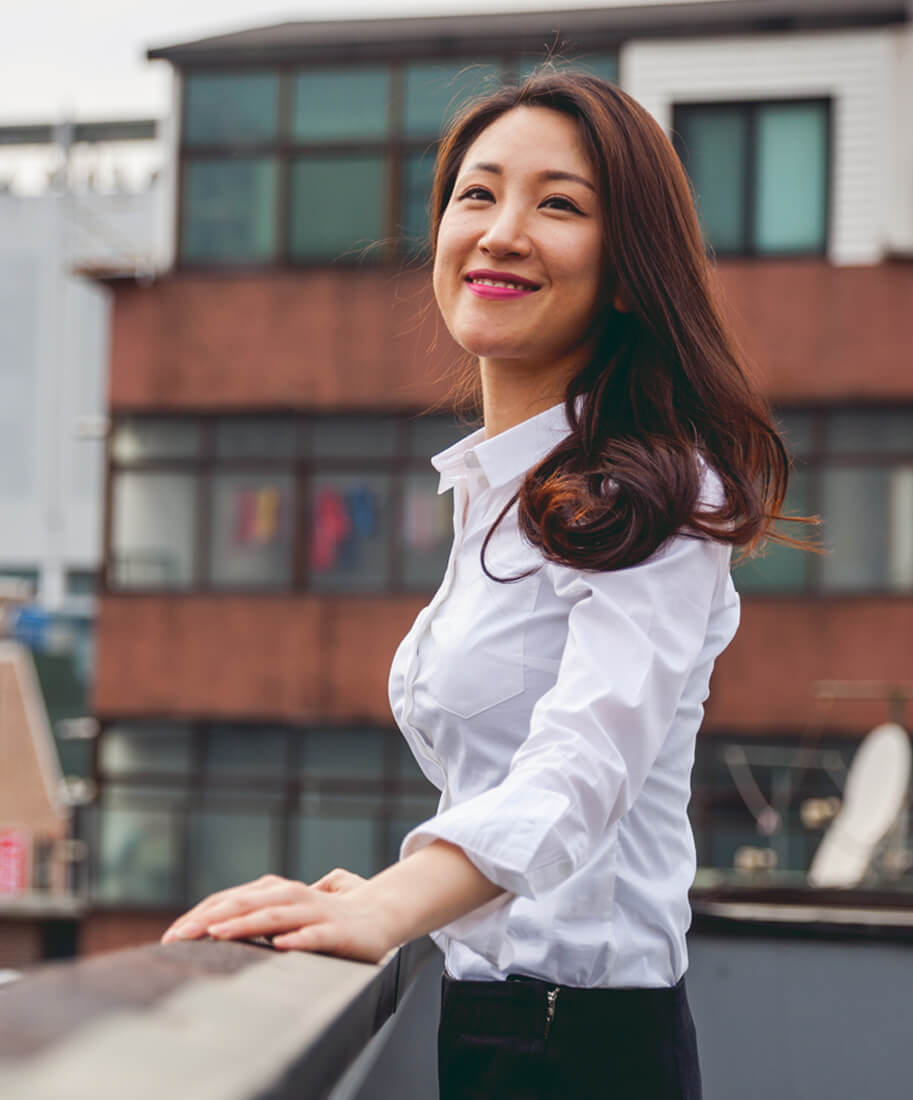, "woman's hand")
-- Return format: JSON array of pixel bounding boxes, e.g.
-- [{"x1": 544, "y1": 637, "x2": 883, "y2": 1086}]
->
[{"x1": 160, "y1": 871, "x2": 395, "y2": 964}]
